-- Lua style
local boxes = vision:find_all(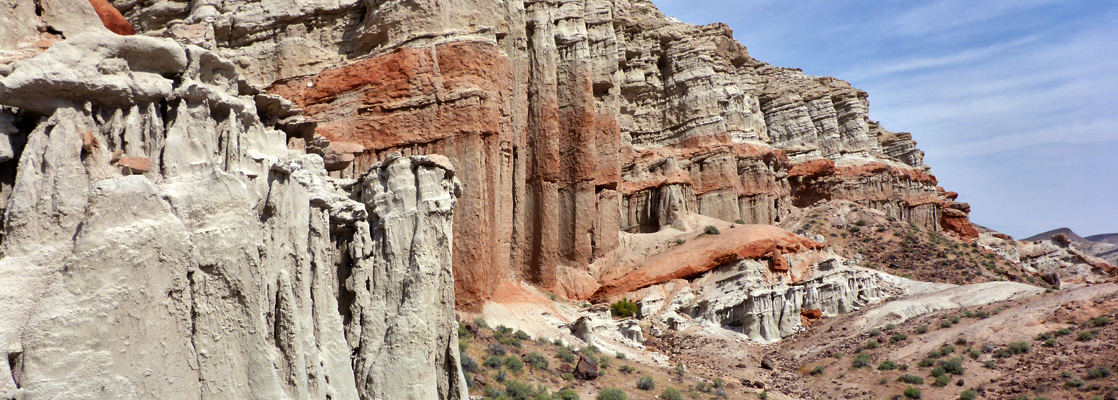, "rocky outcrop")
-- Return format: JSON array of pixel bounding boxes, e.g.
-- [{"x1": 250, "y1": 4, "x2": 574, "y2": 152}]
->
[{"x1": 0, "y1": 26, "x2": 466, "y2": 400}]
